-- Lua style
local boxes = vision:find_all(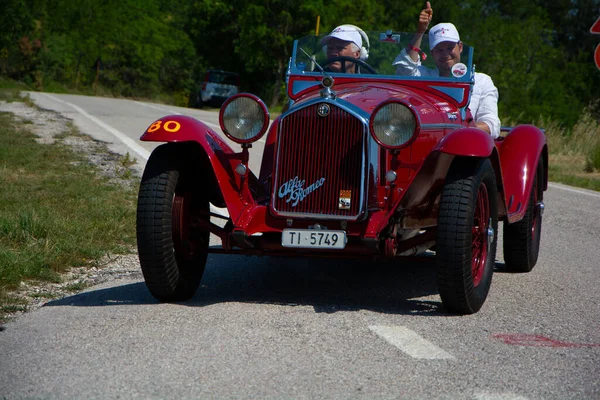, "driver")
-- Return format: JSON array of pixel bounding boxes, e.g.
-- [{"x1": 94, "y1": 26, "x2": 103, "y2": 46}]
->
[
  {"x1": 393, "y1": 2, "x2": 501, "y2": 138},
  {"x1": 320, "y1": 24, "x2": 369, "y2": 73}
]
